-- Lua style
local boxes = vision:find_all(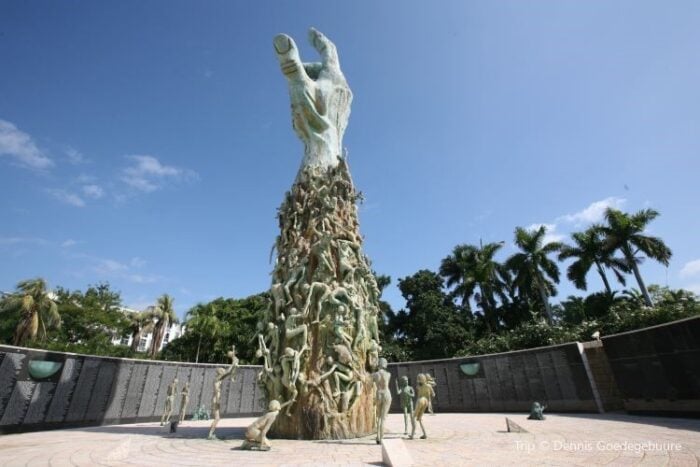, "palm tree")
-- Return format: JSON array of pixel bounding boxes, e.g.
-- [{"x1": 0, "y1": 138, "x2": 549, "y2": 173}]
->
[
  {"x1": 149, "y1": 294, "x2": 178, "y2": 358},
  {"x1": 0, "y1": 278, "x2": 61, "y2": 346},
  {"x1": 558, "y1": 225, "x2": 630, "y2": 294},
  {"x1": 439, "y1": 241, "x2": 509, "y2": 331},
  {"x1": 185, "y1": 302, "x2": 227, "y2": 363},
  {"x1": 127, "y1": 311, "x2": 155, "y2": 353},
  {"x1": 600, "y1": 208, "x2": 672, "y2": 307},
  {"x1": 506, "y1": 226, "x2": 562, "y2": 324}
]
